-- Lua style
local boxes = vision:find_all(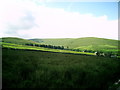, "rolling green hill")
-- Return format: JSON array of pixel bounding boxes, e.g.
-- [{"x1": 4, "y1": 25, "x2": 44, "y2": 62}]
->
[
  {"x1": 30, "y1": 37, "x2": 119, "y2": 48},
  {"x1": 1, "y1": 37, "x2": 37, "y2": 45},
  {"x1": 1, "y1": 37, "x2": 96, "y2": 56},
  {"x1": 31, "y1": 37, "x2": 120, "y2": 54},
  {"x1": 1, "y1": 37, "x2": 120, "y2": 55}
]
